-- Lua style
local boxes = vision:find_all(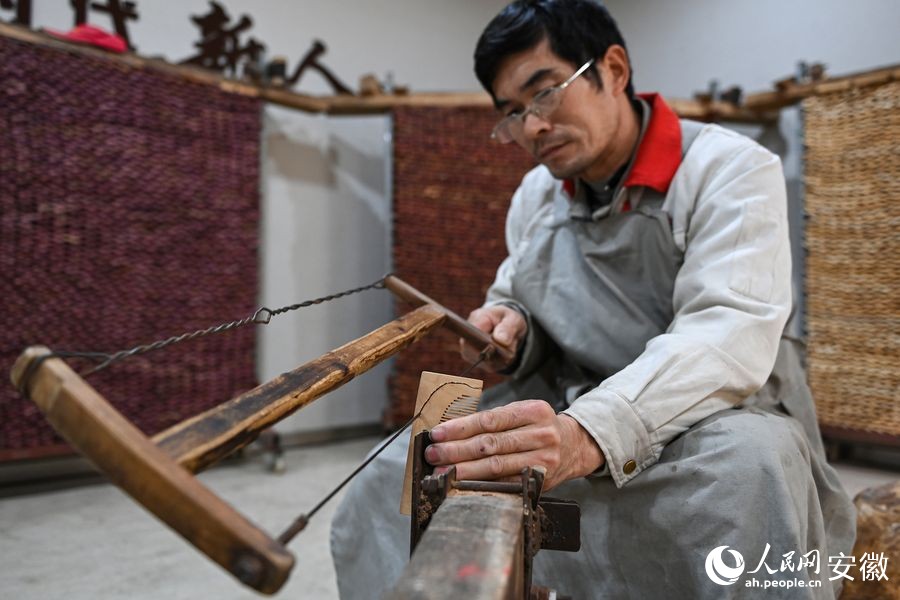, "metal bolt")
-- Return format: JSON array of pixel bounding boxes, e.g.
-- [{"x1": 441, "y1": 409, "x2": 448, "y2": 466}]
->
[{"x1": 233, "y1": 554, "x2": 264, "y2": 587}]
